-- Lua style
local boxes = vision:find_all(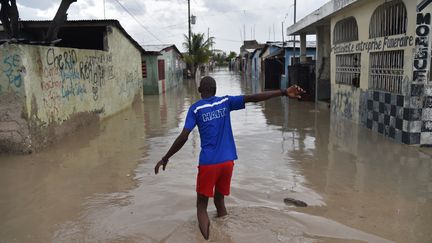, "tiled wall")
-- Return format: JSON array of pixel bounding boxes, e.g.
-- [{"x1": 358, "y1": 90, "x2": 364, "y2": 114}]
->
[
  {"x1": 365, "y1": 90, "x2": 424, "y2": 145},
  {"x1": 364, "y1": 86, "x2": 432, "y2": 146}
]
